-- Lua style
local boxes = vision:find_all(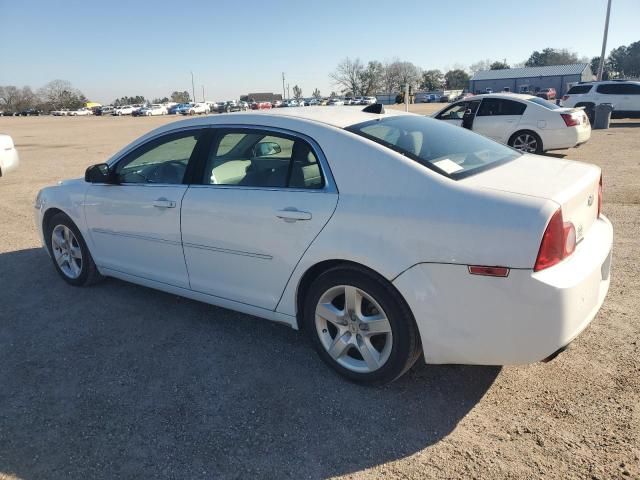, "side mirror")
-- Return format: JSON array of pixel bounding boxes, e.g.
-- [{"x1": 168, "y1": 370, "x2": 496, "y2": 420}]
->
[
  {"x1": 252, "y1": 142, "x2": 281, "y2": 157},
  {"x1": 85, "y1": 163, "x2": 114, "y2": 183}
]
